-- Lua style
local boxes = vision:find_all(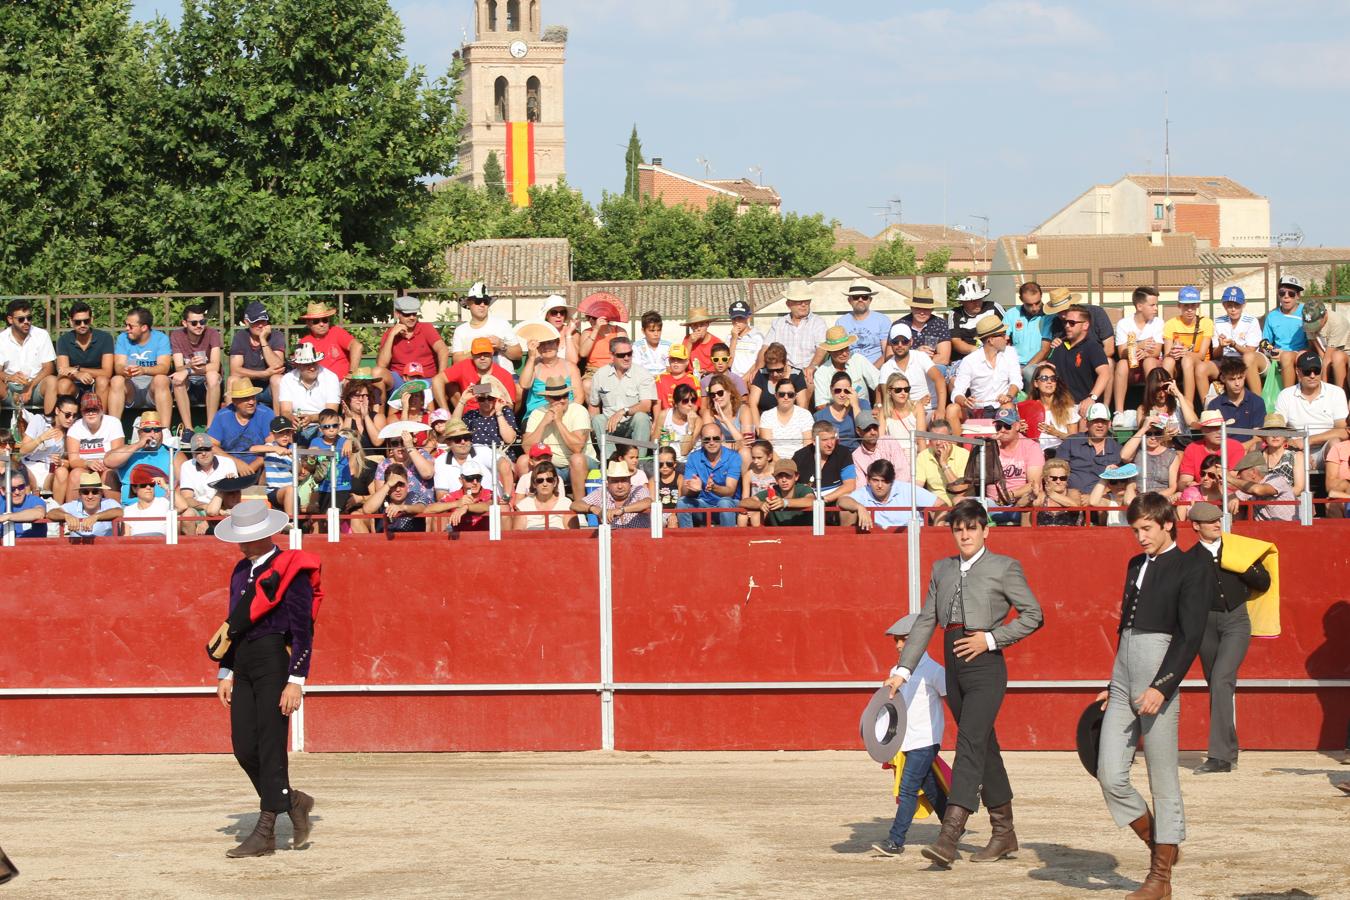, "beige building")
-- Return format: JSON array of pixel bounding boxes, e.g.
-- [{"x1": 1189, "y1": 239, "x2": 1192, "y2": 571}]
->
[
  {"x1": 453, "y1": 0, "x2": 566, "y2": 197},
  {"x1": 833, "y1": 223, "x2": 987, "y2": 272},
  {"x1": 1036, "y1": 174, "x2": 1270, "y2": 248}
]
